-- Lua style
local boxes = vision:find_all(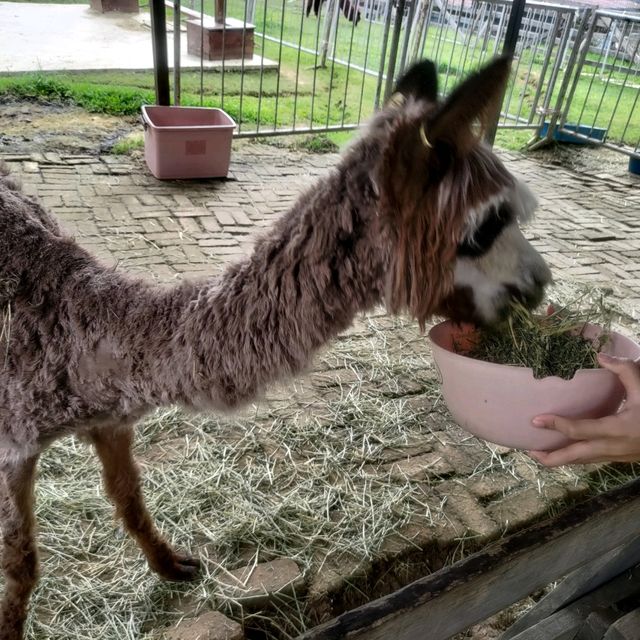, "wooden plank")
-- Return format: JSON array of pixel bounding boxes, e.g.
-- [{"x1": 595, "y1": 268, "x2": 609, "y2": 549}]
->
[
  {"x1": 507, "y1": 609, "x2": 583, "y2": 640},
  {"x1": 507, "y1": 566, "x2": 640, "y2": 640},
  {"x1": 503, "y1": 538, "x2": 640, "y2": 639},
  {"x1": 603, "y1": 608, "x2": 640, "y2": 640},
  {"x1": 298, "y1": 479, "x2": 640, "y2": 640},
  {"x1": 576, "y1": 610, "x2": 623, "y2": 640}
]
